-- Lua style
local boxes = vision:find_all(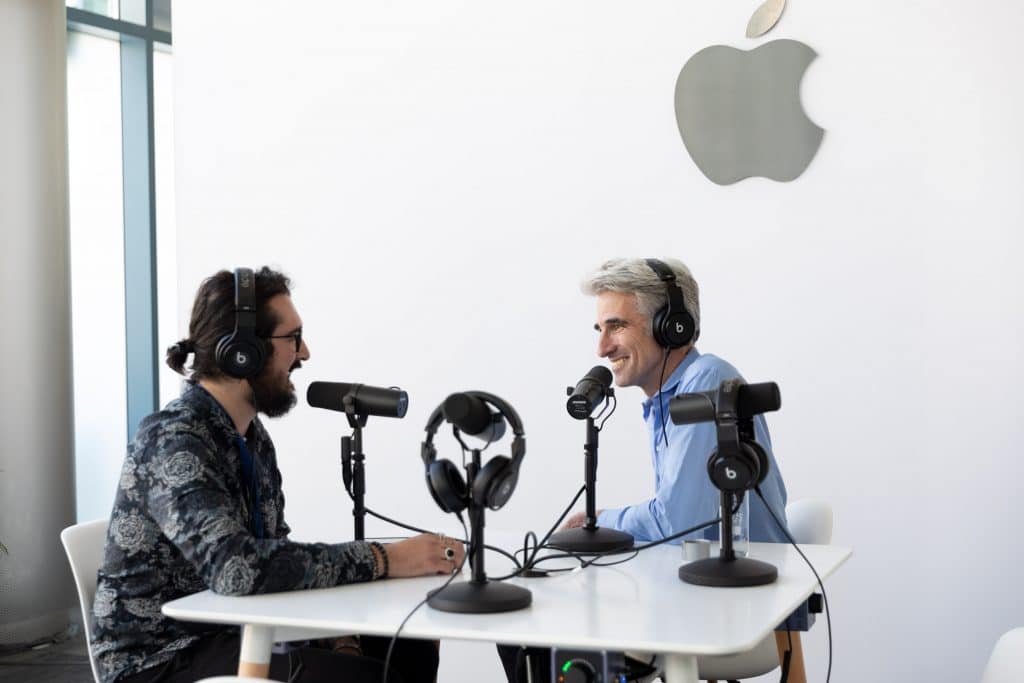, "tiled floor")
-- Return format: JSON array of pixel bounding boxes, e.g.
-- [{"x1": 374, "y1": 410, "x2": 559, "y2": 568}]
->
[{"x1": 0, "y1": 630, "x2": 93, "y2": 683}]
